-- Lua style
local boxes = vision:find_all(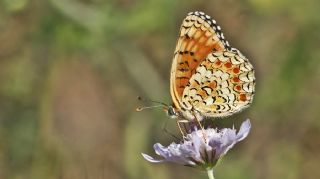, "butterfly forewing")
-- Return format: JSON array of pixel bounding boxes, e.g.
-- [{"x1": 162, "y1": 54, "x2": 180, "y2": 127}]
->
[
  {"x1": 170, "y1": 11, "x2": 230, "y2": 109},
  {"x1": 181, "y1": 51, "x2": 255, "y2": 117}
]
